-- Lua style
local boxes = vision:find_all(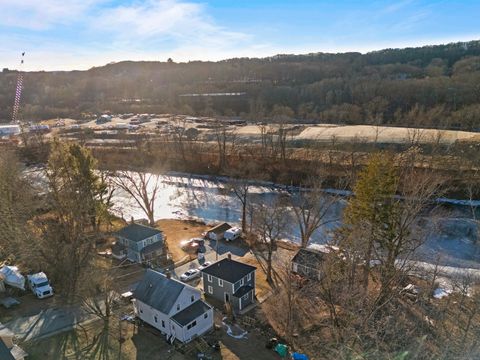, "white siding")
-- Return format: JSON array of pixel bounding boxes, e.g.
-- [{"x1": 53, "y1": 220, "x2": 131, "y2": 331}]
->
[
  {"x1": 134, "y1": 291, "x2": 212, "y2": 343},
  {"x1": 134, "y1": 300, "x2": 171, "y2": 336},
  {"x1": 168, "y1": 287, "x2": 201, "y2": 317},
  {"x1": 175, "y1": 307, "x2": 214, "y2": 343}
]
